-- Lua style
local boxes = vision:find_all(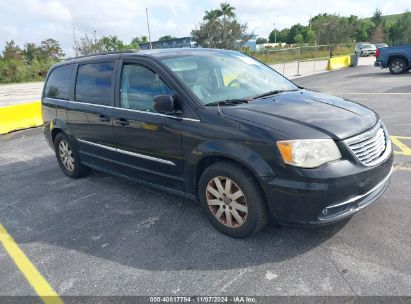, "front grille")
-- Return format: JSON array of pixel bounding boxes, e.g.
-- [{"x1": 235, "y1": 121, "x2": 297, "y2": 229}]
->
[{"x1": 345, "y1": 121, "x2": 389, "y2": 166}]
